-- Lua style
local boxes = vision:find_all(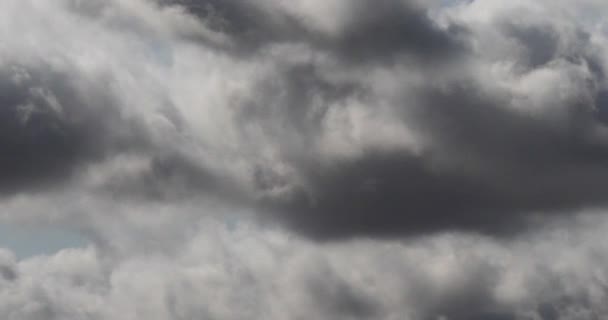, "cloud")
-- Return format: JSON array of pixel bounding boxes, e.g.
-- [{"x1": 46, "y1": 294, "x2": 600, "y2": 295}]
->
[
  {"x1": 0, "y1": 61, "x2": 147, "y2": 195},
  {"x1": 164, "y1": 0, "x2": 468, "y2": 63},
  {"x1": 2, "y1": 0, "x2": 608, "y2": 239},
  {"x1": 268, "y1": 0, "x2": 608, "y2": 239},
  {"x1": 2, "y1": 0, "x2": 608, "y2": 318},
  {"x1": 1, "y1": 214, "x2": 608, "y2": 319},
  {"x1": 80, "y1": 0, "x2": 607, "y2": 240}
]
